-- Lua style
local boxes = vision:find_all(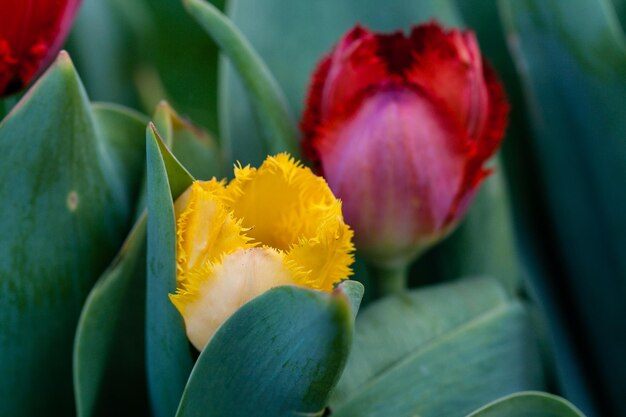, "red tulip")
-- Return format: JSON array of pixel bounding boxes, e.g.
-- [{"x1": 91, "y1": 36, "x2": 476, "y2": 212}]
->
[
  {"x1": 0, "y1": 0, "x2": 81, "y2": 97},
  {"x1": 301, "y1": 22, "x2": 508, "y2": 267}
]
